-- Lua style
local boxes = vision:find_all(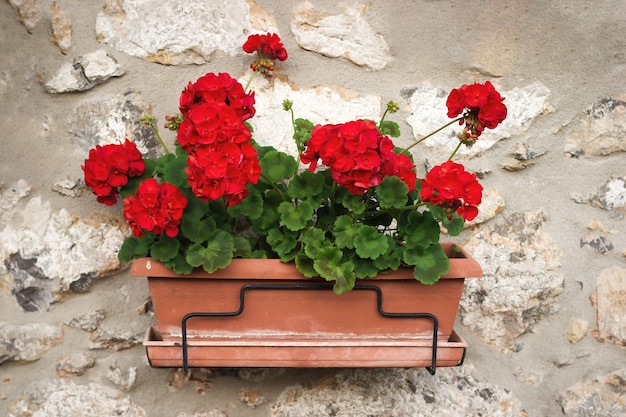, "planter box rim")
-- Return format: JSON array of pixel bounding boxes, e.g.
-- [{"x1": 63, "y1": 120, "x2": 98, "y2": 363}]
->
[{"x1": 131, "y1": 242, "x2": 482, "y2": 280}]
